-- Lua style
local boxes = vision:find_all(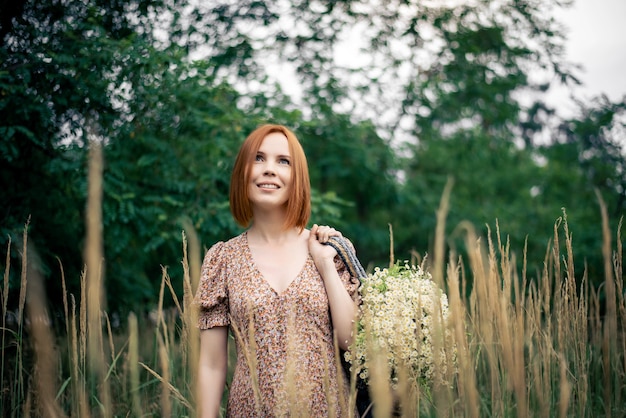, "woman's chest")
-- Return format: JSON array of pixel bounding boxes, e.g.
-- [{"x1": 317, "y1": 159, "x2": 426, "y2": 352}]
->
[{"x1": 226, "y1": 257, "x2": 331, "y2": 330}]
